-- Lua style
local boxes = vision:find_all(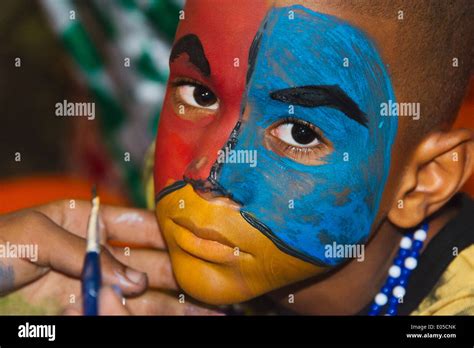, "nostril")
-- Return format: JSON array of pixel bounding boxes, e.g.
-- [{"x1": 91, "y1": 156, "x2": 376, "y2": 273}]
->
[
  {"x1": 195, "y1": 189, "x2": 242, "y2": 209},
  {"x1": 183, "y1": 175, "x2": 243, "y2": 207}
]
